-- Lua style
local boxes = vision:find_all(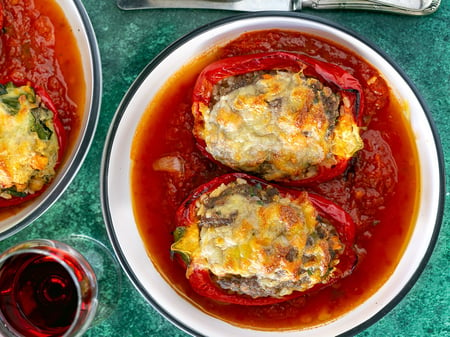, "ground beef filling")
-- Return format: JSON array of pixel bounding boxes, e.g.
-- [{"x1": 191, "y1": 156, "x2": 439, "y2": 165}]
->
[
  {"x1": 211, "y1": 70, "x2": 340, "y2": 125},
  {"x1": 197, "y1": 70, "x2": 363, "y2": 182},
  {"x1": 191, "y1": 179, "x2": 345, "y2": 298}
]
